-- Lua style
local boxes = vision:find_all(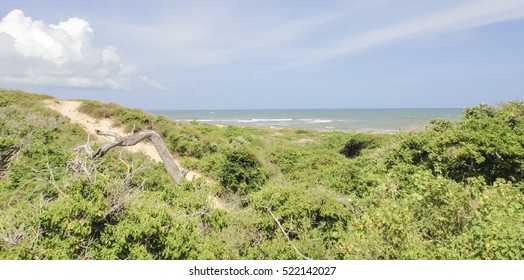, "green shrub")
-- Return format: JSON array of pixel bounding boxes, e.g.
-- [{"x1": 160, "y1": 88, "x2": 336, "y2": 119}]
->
[
  {"x1": 387, "y1": 102, "x2": 524, "y2": 186},
  {"x1": 214, "y1": 148, "x2": 268, "y2": 194},
  {"x1": 446, "y1": 179, "x2": 524, "y2": 259},
  {"x1": 339, "y1": 135, "x2": 374, "y2": 158},
  {"x1": 250, "y1": 183, "x2": 352, "y2": 259},
  {"x1": 78, "y1": 100, "x2": 154, "y2": 132}
]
